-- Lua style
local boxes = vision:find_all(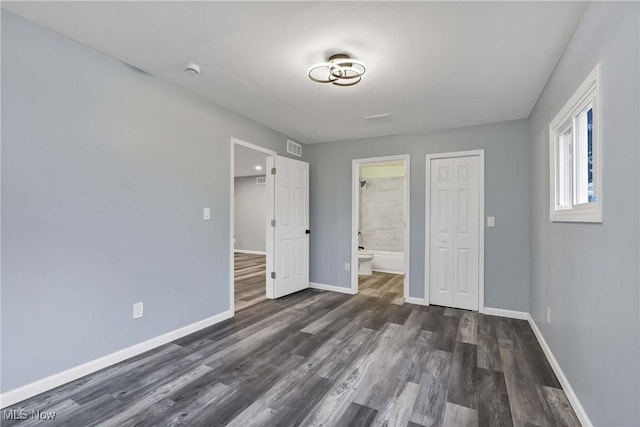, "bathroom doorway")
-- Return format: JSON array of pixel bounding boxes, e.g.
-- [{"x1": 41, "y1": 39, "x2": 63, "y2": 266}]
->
[{"x1": 351, "y1": 155, "x2": 410, "y2": 303}]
